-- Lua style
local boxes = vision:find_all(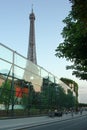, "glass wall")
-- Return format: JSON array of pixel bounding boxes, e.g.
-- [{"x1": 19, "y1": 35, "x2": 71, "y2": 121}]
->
[
  {"x1": 0, "y1": 42, "x2": 72, "y2": 94},
  {"x1": 0, "y1": 43, "x2": 75, "y2": 114}
]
